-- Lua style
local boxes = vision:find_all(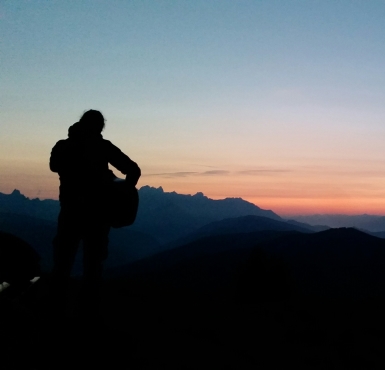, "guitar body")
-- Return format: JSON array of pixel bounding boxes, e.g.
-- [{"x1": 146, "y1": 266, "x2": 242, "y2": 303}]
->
[{"x1": 109, "y1": 178, "x2": 139, "y2": 228}]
